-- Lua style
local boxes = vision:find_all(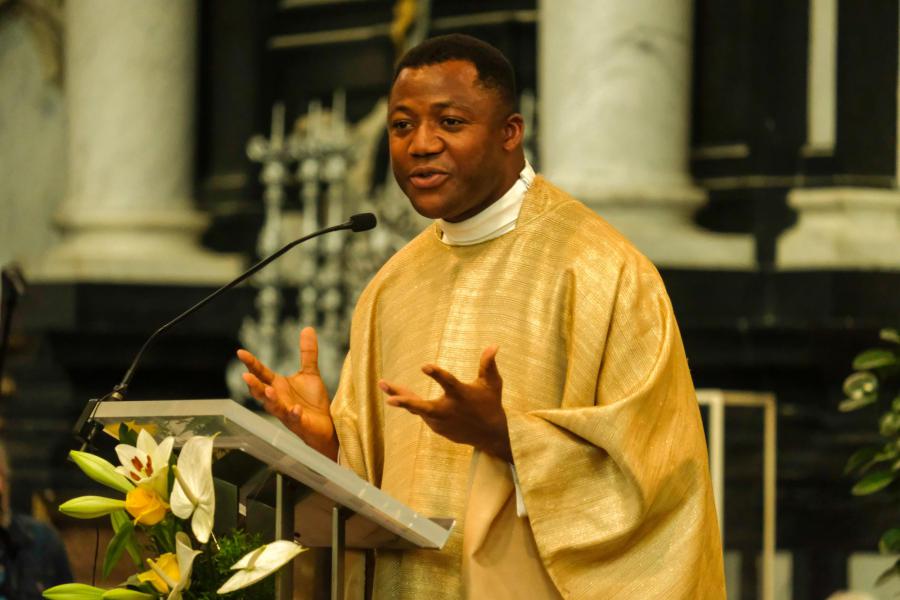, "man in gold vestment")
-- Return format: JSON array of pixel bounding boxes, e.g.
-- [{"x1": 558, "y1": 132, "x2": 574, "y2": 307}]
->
[{"x1": 240, "y1": 34, "x2": 725, "y2": 599}]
